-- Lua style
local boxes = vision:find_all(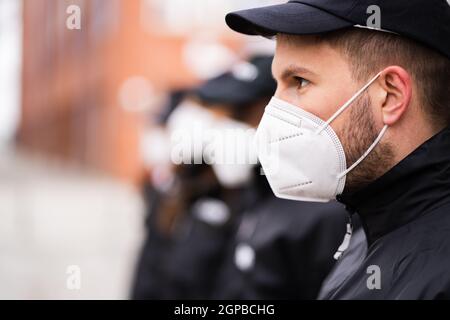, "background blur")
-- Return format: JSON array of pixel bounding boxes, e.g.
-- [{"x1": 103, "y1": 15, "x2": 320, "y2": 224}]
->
[{"x1": 0, "y1": 0, "x2": 279, "y2": 299}]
